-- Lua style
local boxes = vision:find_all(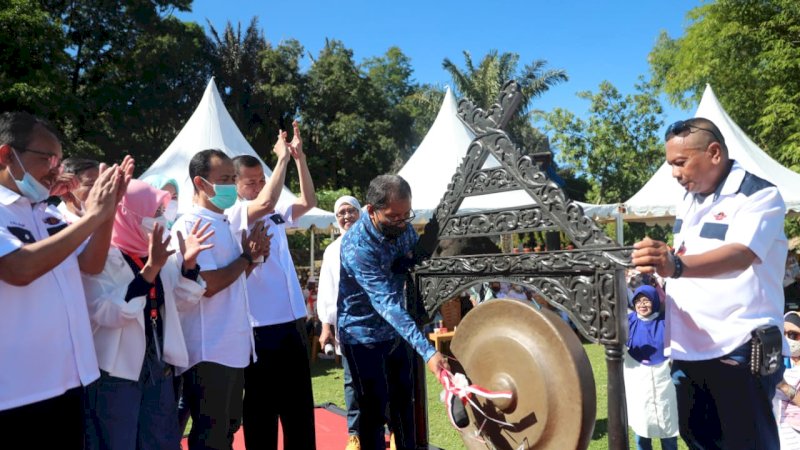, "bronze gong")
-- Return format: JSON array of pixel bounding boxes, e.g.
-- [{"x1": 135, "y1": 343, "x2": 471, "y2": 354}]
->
[{"x1": 450, "y1": 299, "x2": 596, "y2": 449}]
